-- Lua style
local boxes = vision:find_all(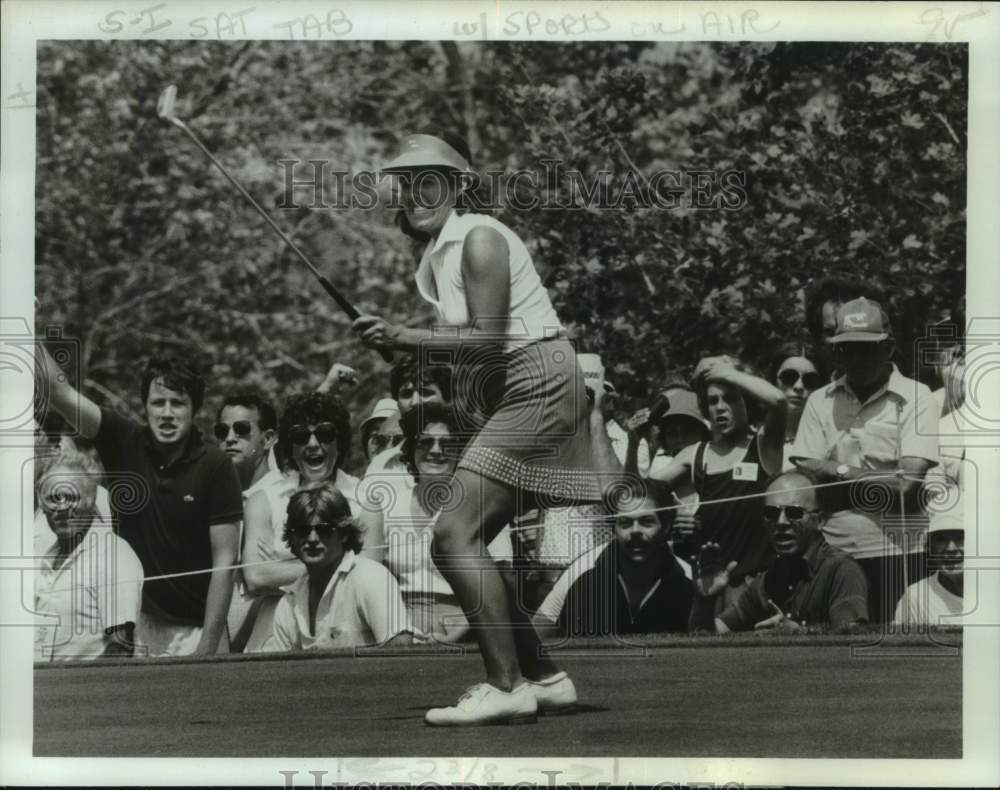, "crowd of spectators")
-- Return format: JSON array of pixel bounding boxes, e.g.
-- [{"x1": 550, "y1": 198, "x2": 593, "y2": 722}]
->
[{"x1": 31, "y1": 276, "x2": 968, "y2": 660}]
